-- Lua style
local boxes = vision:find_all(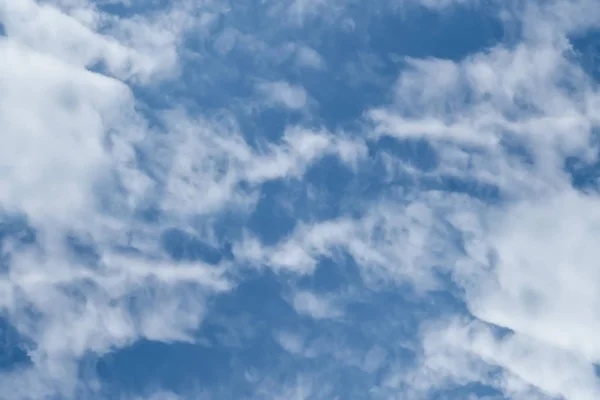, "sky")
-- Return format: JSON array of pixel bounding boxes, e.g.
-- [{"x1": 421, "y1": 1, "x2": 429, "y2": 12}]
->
[{"x1": 2, "y1": 0, "x2": 600, "y2": 399}]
